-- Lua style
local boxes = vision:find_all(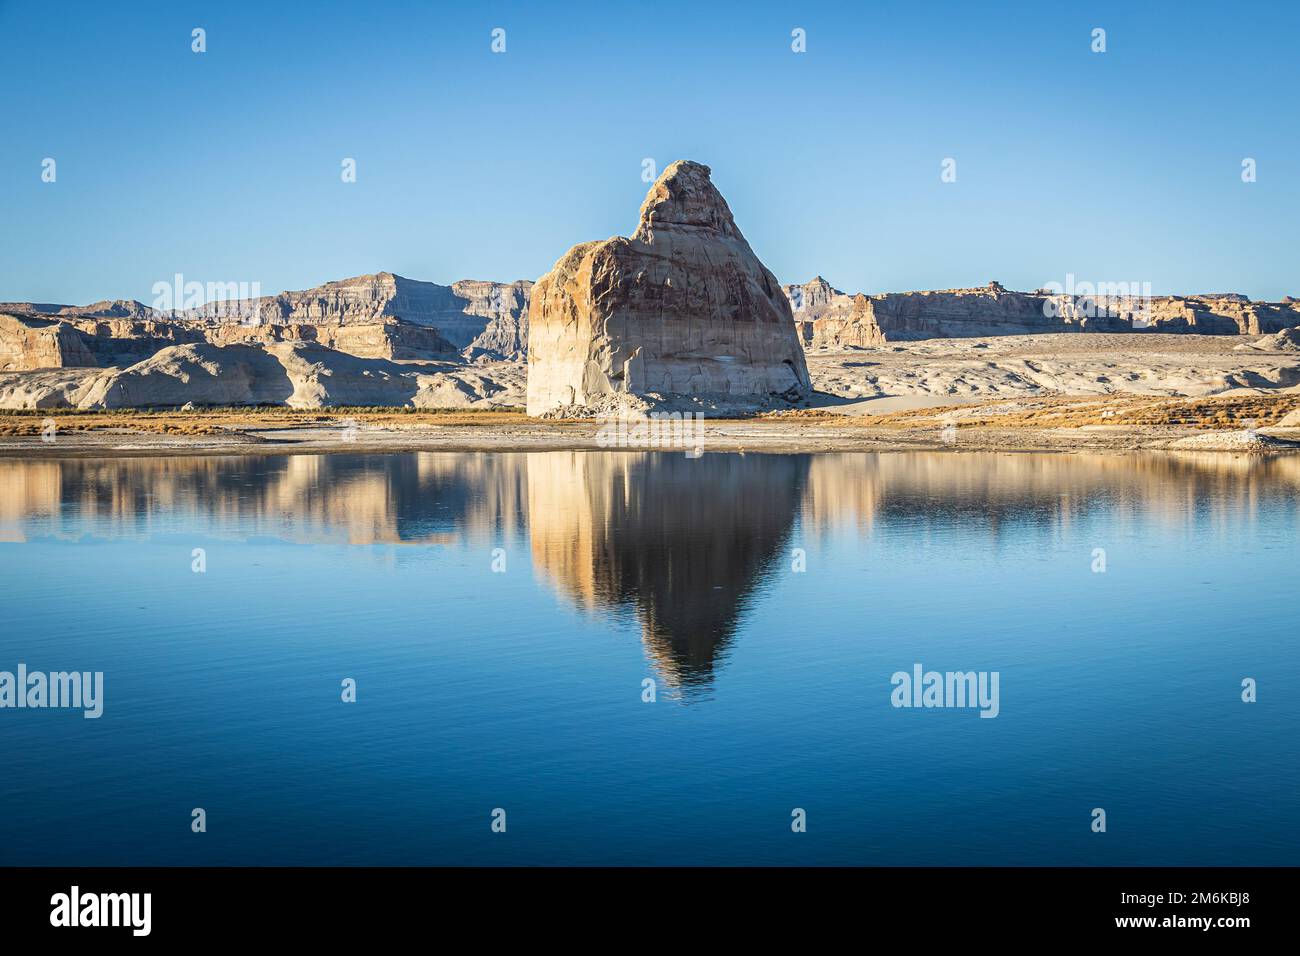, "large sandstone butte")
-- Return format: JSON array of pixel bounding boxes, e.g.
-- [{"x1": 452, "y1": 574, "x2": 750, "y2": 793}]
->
[{"x1": 526, "y1": 161, "x2": 811, "y2": 416}]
